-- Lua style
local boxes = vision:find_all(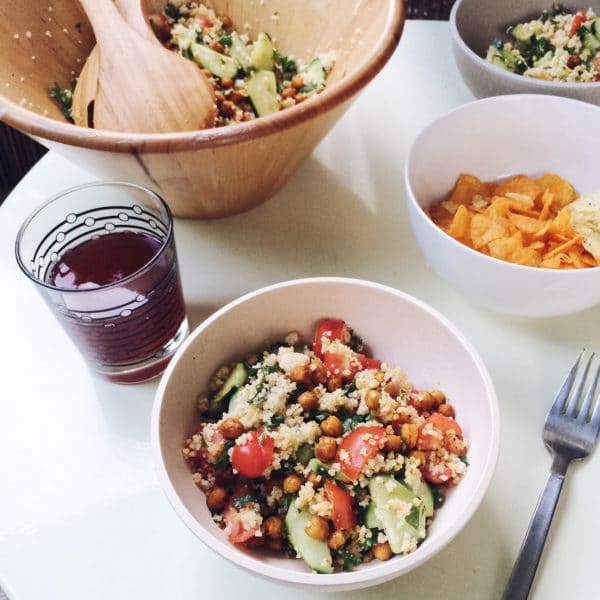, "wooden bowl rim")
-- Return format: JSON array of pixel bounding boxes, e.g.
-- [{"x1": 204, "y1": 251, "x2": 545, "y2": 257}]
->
[{"x1": 0, "y1": 1, "x2": 404, "y2": 154}]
